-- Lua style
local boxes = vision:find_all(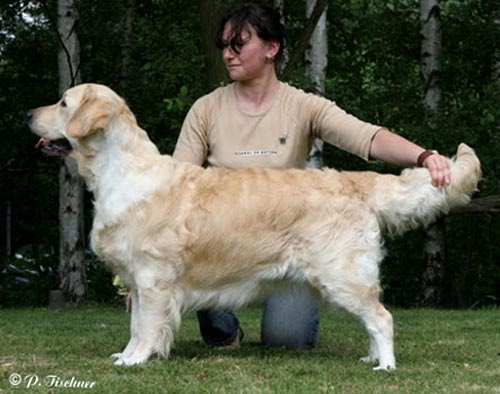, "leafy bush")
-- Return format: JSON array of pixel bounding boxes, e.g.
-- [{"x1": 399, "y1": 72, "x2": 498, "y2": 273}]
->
[
  {"x1": 0, "y1": 251, "x2": 58, "y2": 307},
  {"x1": 0, "y1": 250, "x2": 120, "y2": 307}
]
